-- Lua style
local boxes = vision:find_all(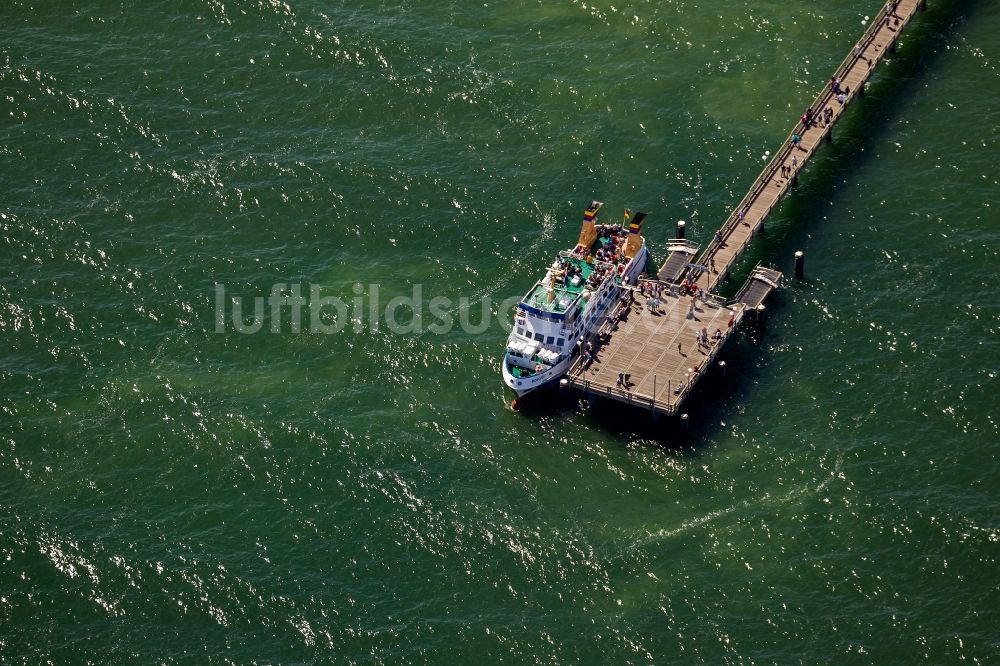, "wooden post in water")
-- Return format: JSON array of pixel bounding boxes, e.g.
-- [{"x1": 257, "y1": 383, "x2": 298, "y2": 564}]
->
[
  {"x1": 795, "y1": 250, "x2": 805, "y2": 280},
  {"x1": 676, "y1": 220, "x2": 686, "y2": 239}
]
